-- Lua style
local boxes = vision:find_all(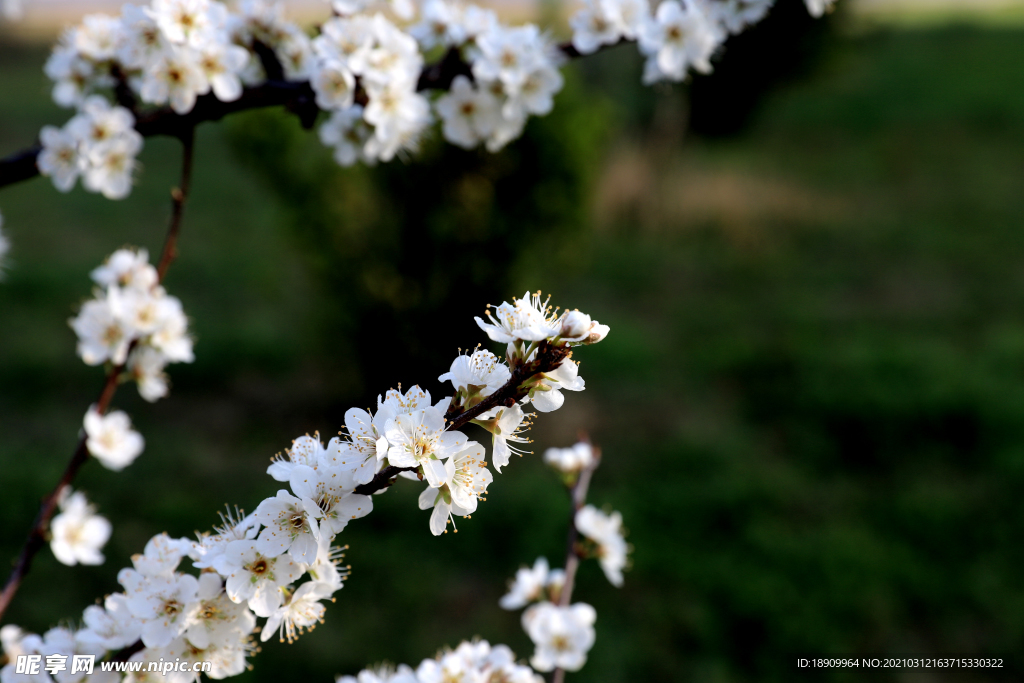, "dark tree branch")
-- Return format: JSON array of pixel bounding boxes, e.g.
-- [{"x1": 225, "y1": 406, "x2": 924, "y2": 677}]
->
[
  {"x1": 0, "y1": 130, "x2": 197, "y2": 623},
  {"x1": 551, "y1": 439, "x2": 600, "y2": 683},
  {"x1": 0, "y1": 39, "x2": 635, "y2": 191}
]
